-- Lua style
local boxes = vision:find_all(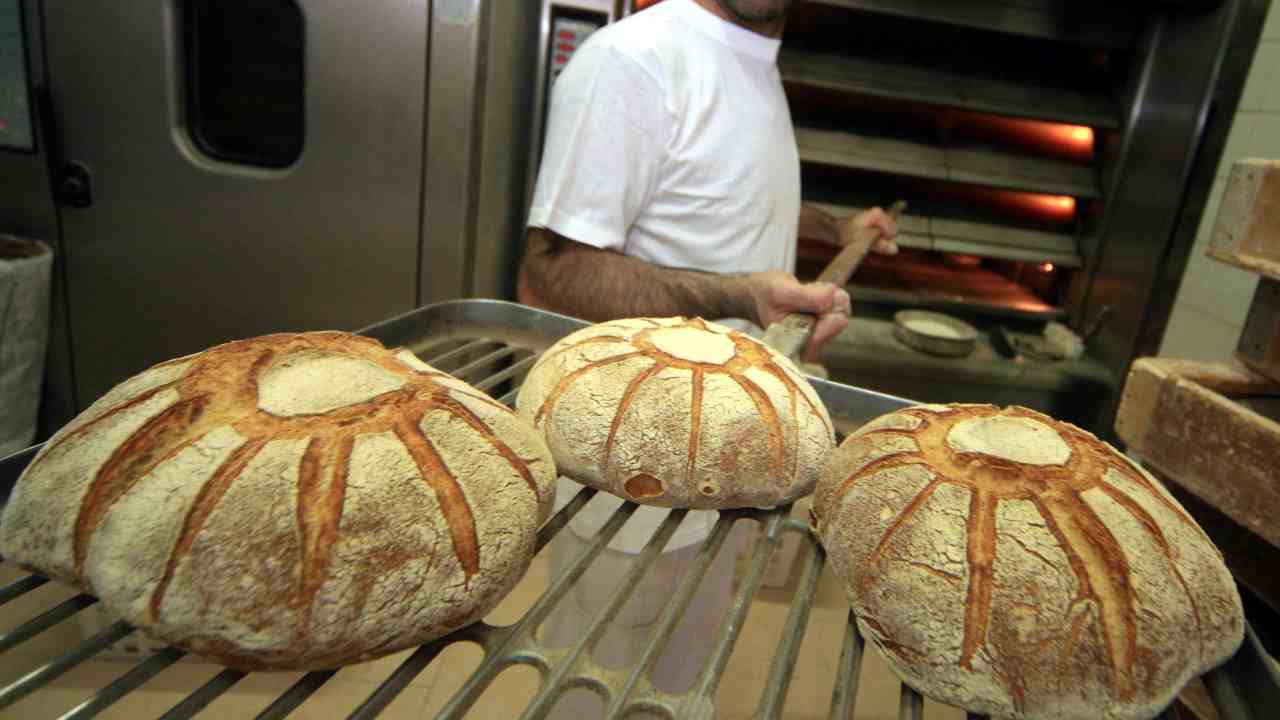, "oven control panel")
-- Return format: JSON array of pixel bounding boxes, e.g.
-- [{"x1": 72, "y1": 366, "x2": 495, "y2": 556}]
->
[{"x1": 549, "y1": 17, "x2": 601, "y2": 86}]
